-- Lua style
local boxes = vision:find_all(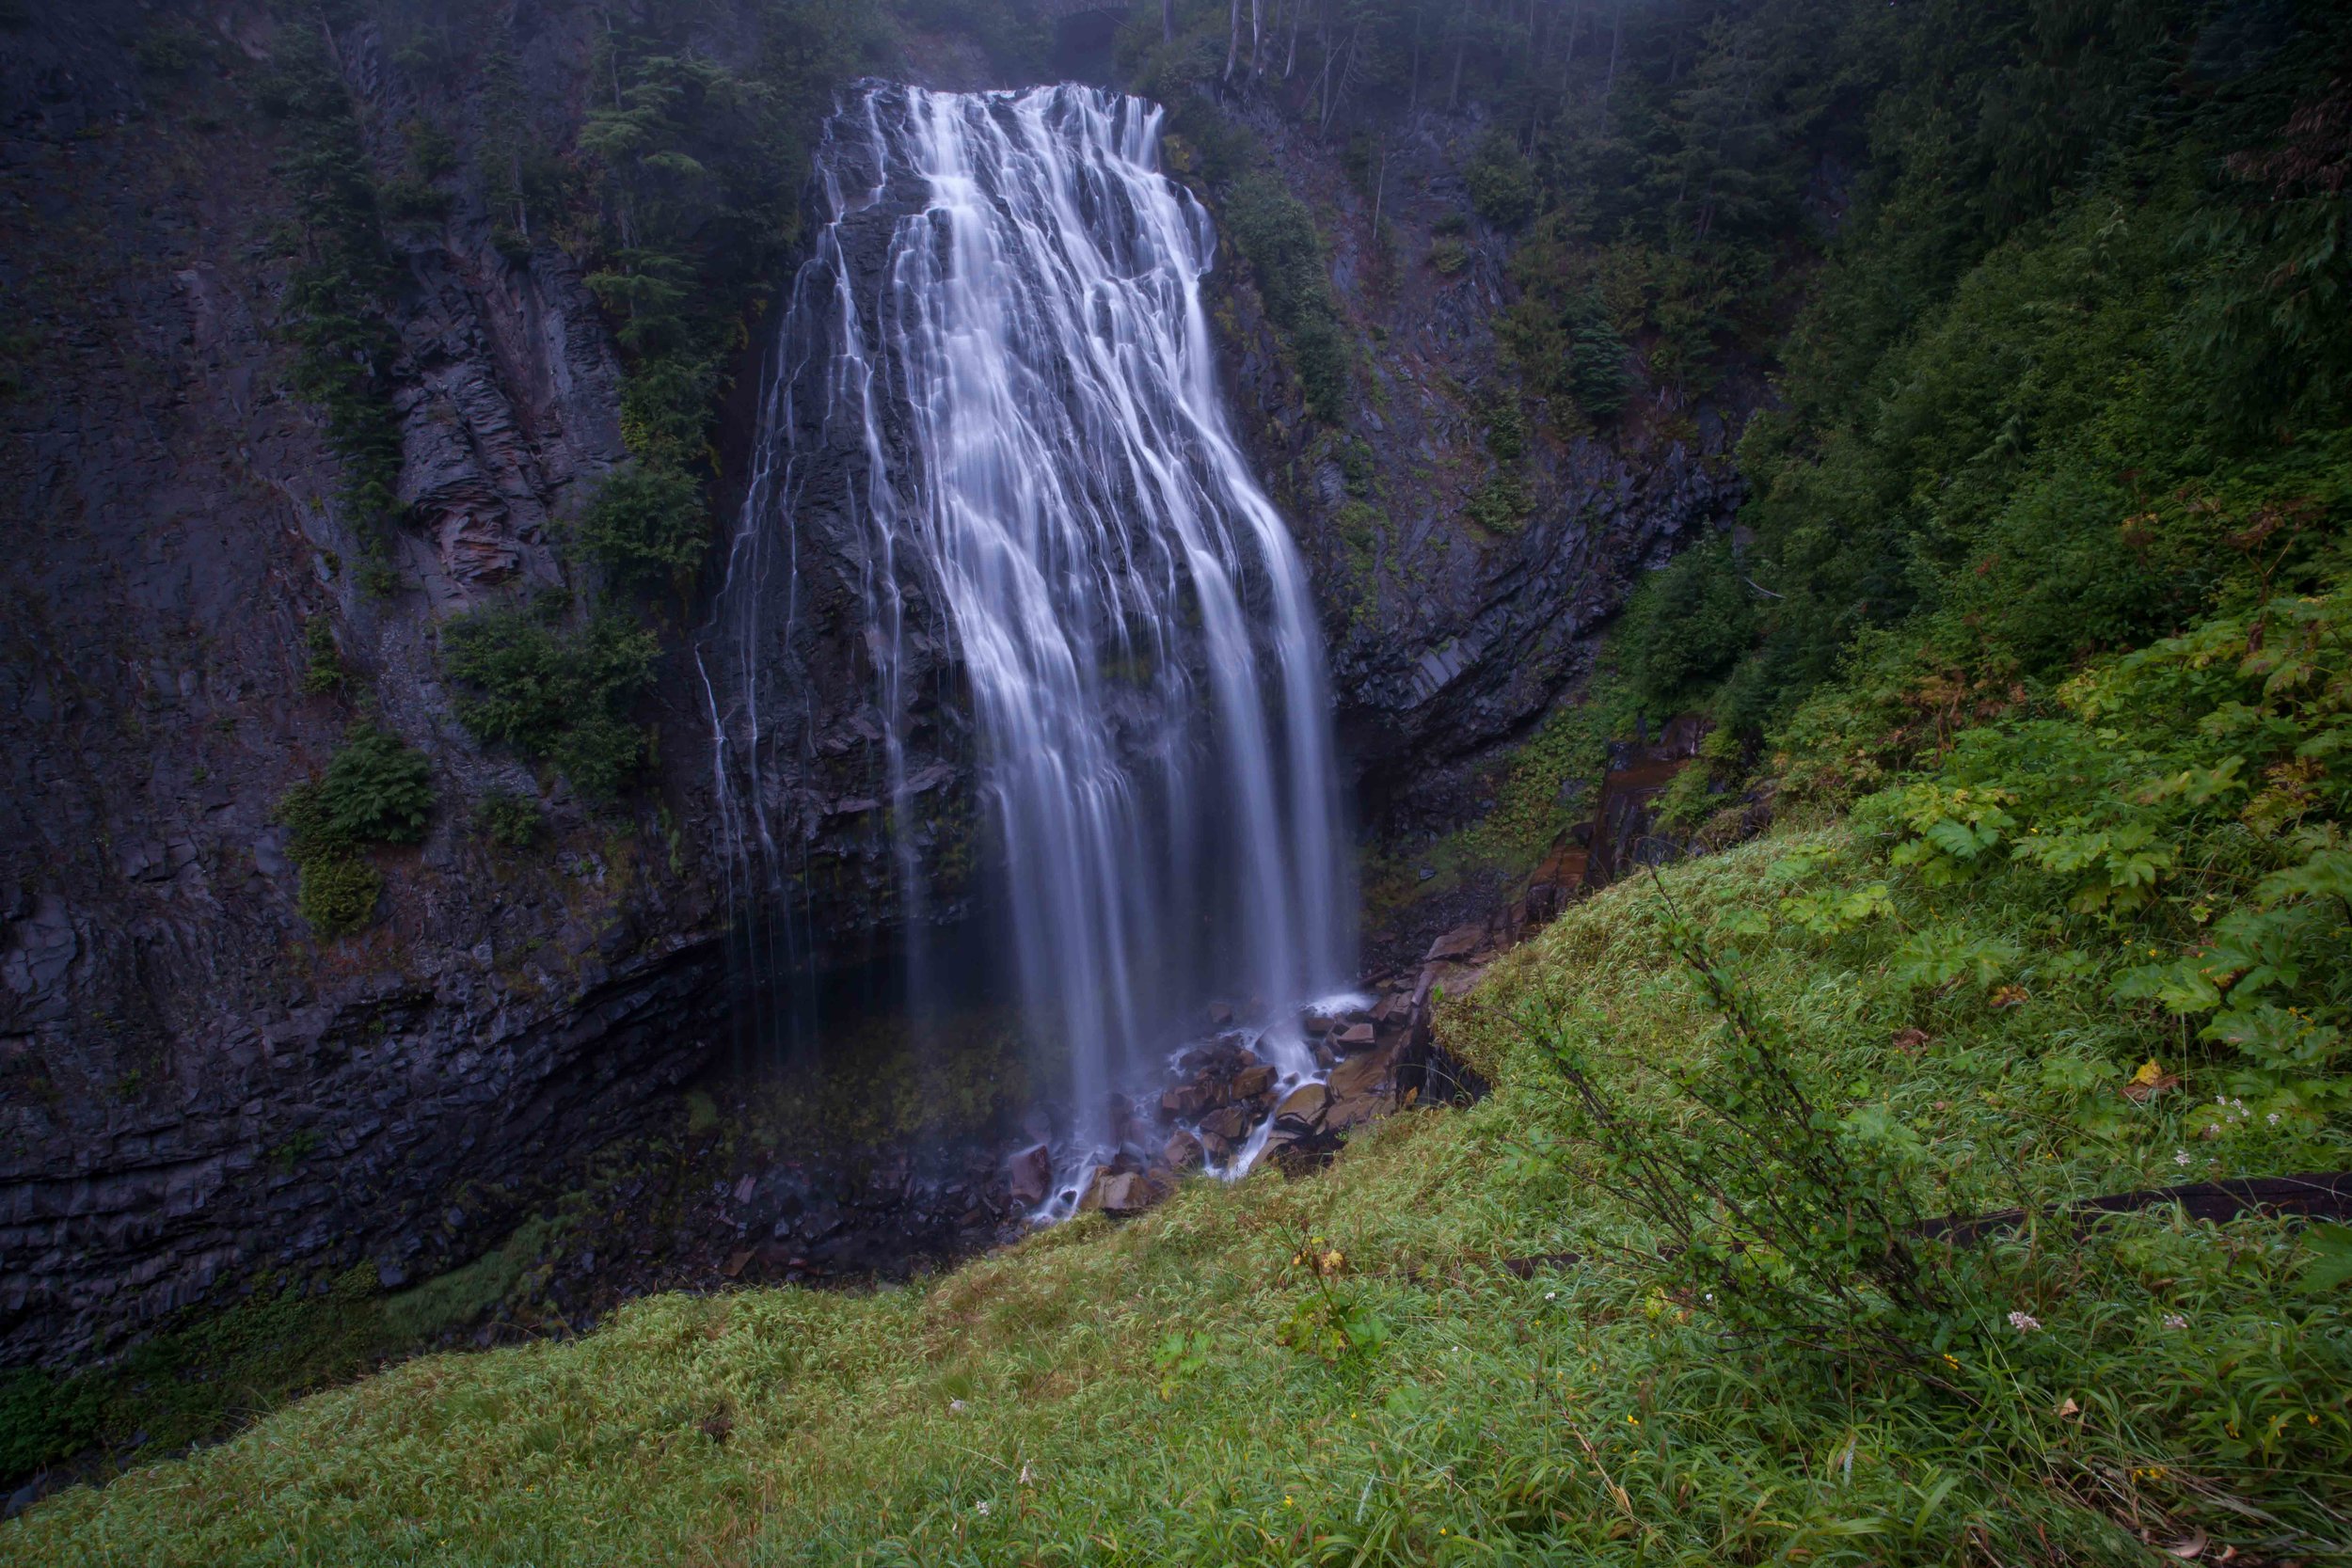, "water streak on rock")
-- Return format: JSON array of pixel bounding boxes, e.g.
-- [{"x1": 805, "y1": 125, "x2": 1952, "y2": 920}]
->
[{"x1": 703, "y1": 83, "x2": 1352, "y2": 1149}]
